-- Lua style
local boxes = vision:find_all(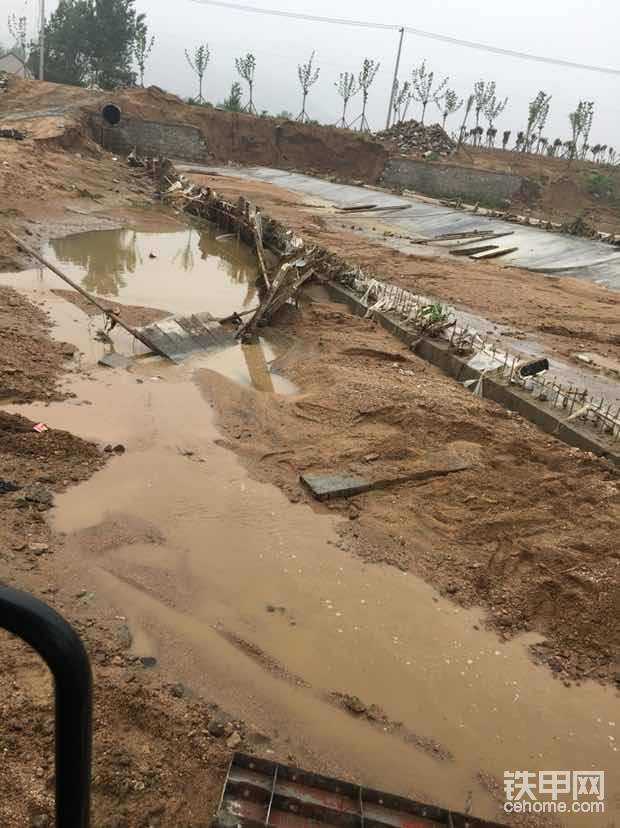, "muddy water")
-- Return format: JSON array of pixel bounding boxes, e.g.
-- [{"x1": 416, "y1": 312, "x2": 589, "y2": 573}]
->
[
  {"x1": 2, "y1": 226, "x2": 618, "y2": 826},
  {"x1": 45, "y1": 224, "x2": 260, "y2": 316}
]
